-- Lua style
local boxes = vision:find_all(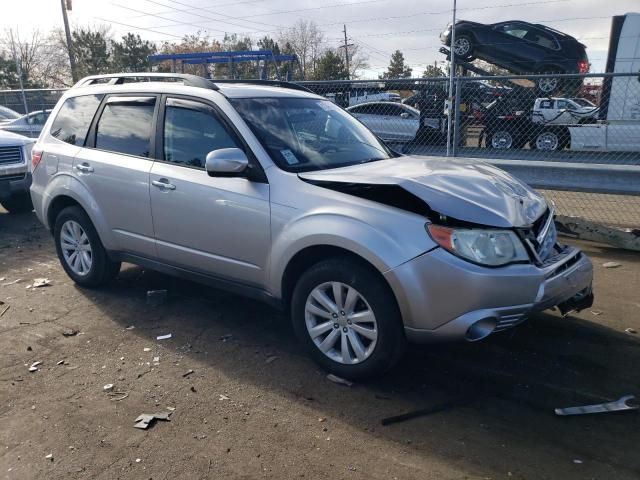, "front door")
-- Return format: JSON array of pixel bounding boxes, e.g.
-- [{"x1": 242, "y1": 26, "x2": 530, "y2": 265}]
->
[{"x1": 149, "y1": 96, "x2": 270, "y2": 287}]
